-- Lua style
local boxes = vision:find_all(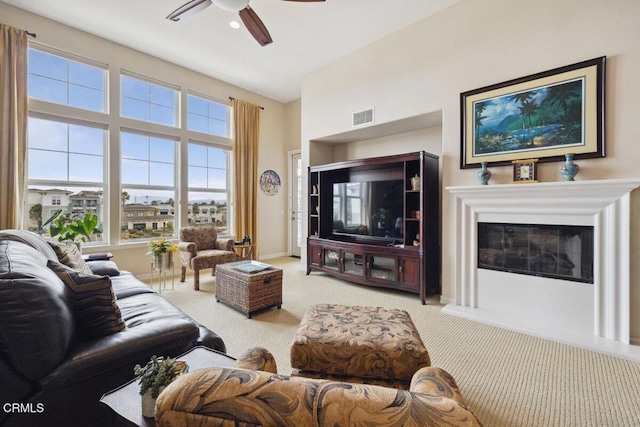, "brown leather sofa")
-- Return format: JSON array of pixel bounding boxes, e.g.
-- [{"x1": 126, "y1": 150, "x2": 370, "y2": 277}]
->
[{"x1": 0, "y1": 230, "x2": 227, "y2": 427}]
